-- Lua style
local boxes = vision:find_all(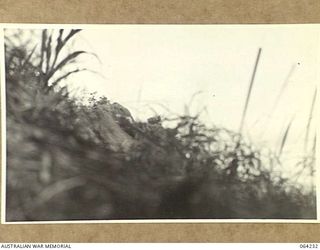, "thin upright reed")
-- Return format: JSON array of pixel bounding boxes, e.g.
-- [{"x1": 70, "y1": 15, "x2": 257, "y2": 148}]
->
[
  {"x1": 271, "y1": 63, "x2": 297, "y2": 112},
  {"x1": 304, "y1": 87, "x2": 317, "y2": 154},
  {"x1": 278, "y1": 117, "x2": 294, "y2": 158},
  {"x1": 239, "y1": 48, "x2": 262, "y2": 134}
]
